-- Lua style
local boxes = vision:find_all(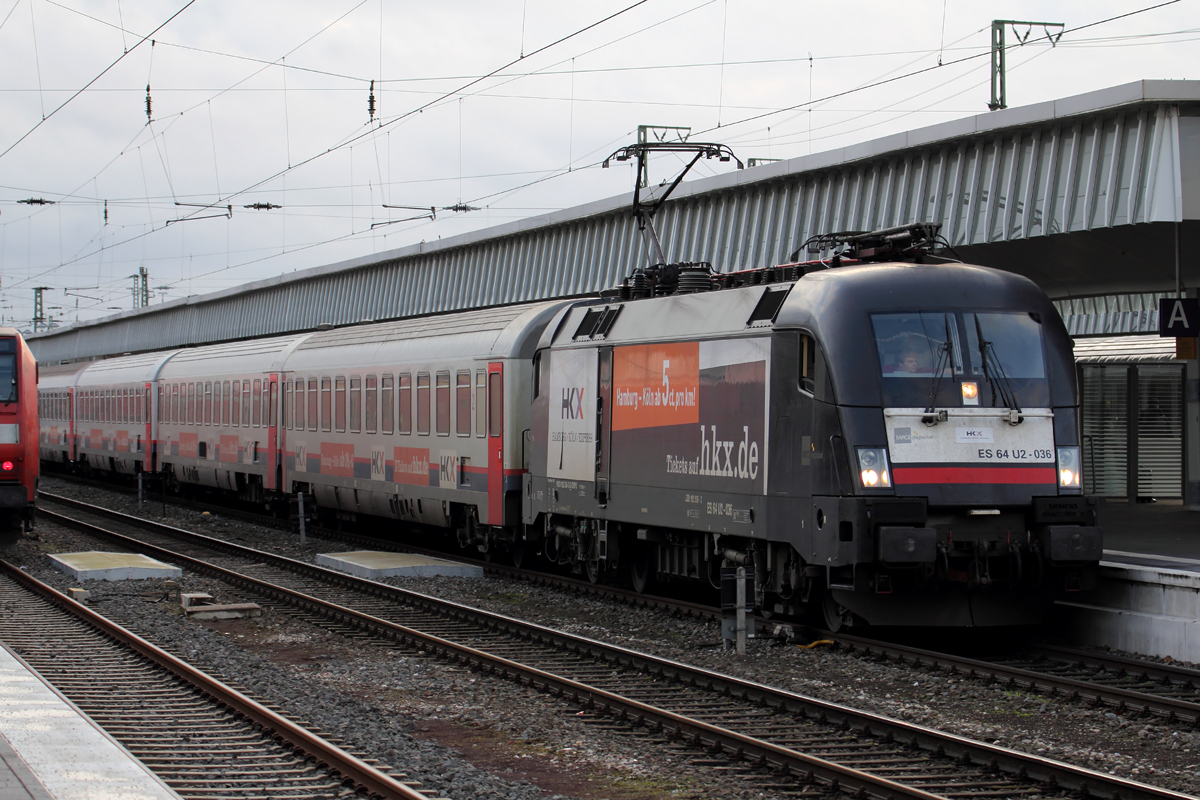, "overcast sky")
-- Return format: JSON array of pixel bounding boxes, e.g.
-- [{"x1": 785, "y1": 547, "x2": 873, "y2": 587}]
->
[{"x1": 0, "y1": 0, "x2": 1195, "y2": 330}]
